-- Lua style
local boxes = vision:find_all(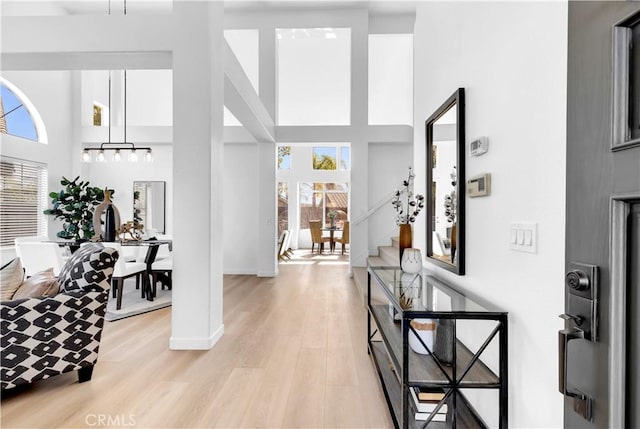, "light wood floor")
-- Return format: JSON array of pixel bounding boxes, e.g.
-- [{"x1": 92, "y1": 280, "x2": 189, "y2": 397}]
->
[{"x1": 1, "y1": 252, "x2": 393, "y2": 429}]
